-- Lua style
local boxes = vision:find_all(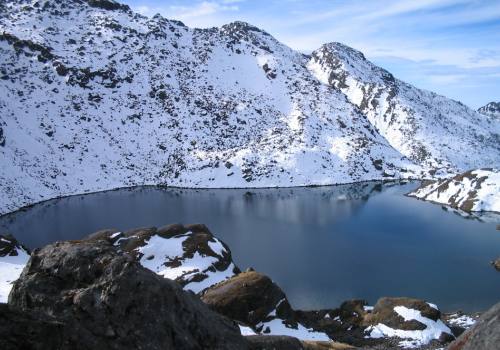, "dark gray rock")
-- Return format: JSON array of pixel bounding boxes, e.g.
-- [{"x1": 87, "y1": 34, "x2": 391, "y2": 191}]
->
[
  {"x1": 0, "y1": 303, "x2": 66, "y2": 350},
  {"x1": 8, "y1": 239, "x2": 248, "y2": 350},
  {"x1": 246, "y1": 335, "x2": 304, "y2": 350},
  {"x1": 447, "y1": 302, "x2": 500, "y2": 350}
]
